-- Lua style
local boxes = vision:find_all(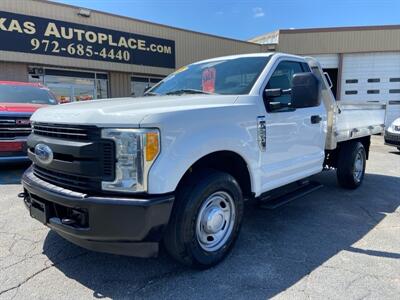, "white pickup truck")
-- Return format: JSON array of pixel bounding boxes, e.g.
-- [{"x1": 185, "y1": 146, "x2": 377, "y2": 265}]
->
[{"x1": 21, "y1": 53, "x2": 385, "y2": 268}]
